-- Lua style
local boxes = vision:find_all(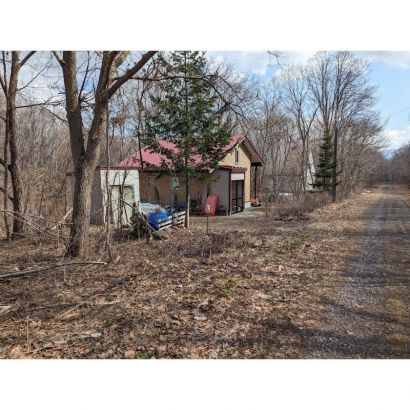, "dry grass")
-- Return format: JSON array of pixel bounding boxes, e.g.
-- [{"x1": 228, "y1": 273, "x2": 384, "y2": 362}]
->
[
  {"x1": 0, "y1": 186, "x2": 406, "y2": 358},
  {"x1": 273, "y1": 192, "x2": 331, "y2": 219}
]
